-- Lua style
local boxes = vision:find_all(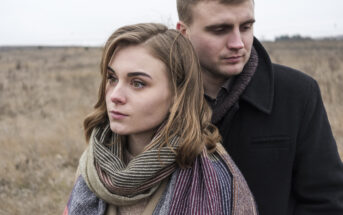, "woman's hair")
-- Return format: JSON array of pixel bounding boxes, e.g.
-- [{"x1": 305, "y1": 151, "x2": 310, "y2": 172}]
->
[{"x1": 84, "y1": 23, "x2": 221, "y2": 168}]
